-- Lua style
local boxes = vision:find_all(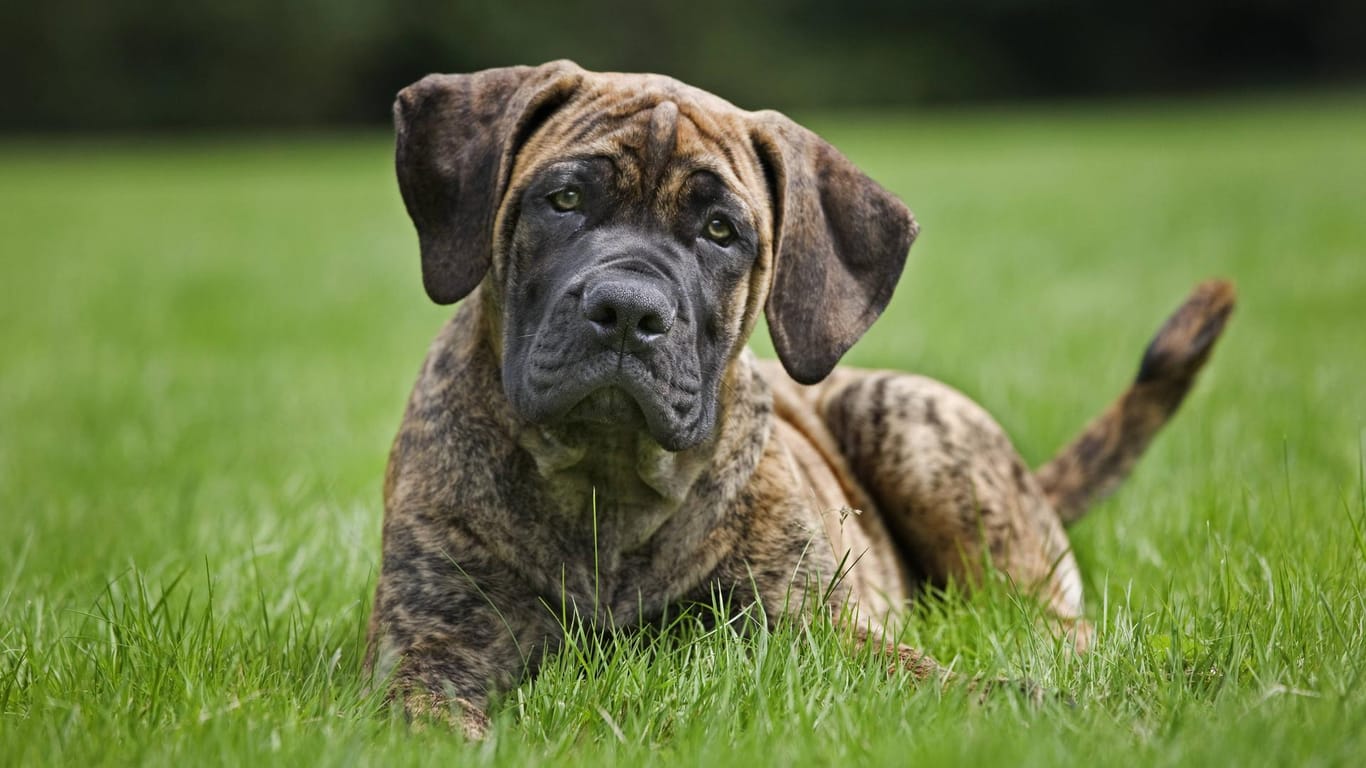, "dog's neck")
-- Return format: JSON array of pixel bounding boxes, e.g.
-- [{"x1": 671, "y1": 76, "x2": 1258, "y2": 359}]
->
[
  {"x1": 516, "y1": 422, "x2": 706, "y2": 507},
  {"x1": 512, "y1": 355, "x2": 769, "y2": 555}
]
